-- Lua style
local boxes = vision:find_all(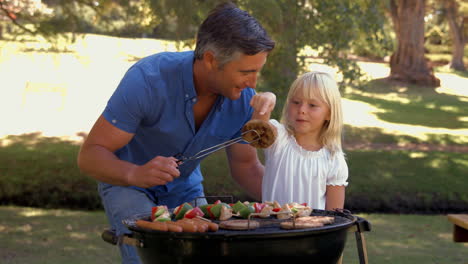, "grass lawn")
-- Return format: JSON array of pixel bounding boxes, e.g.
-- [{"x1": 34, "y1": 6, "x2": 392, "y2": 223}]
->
[{"x1": 1, "y1": 206, "x2": 467, "y2": 264}]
